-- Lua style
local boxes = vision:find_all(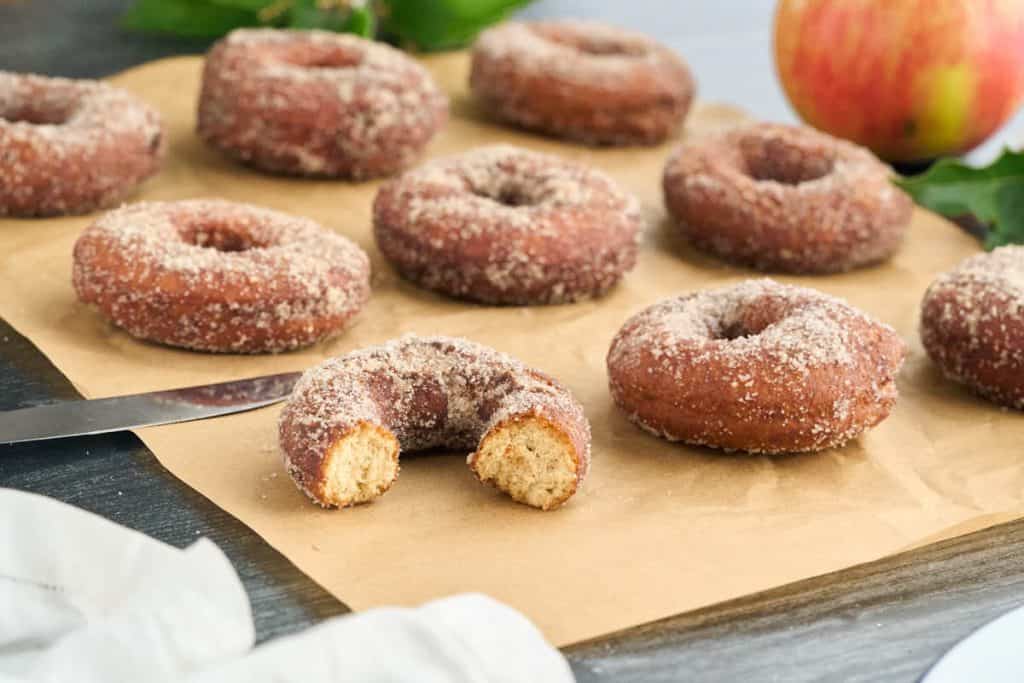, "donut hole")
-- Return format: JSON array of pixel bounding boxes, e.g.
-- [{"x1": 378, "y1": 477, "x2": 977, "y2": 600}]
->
[
  {"x1": 719, "y1": 322, "x2": 757, "y2": 341},
  {"x1": 715, "y1": 313, "x2": 778, "y2": 341},
  {"x1": 533, "y1": 25, "x2": 648, "y2": 58},
  {"x1": 0, "y1": 104, "x2": 74, "y2": 125},
  {"x1": 178, "y1": 219, "x2": 271, "y2": 253},
  {"x1": 471, "y1": 180, "x2": 540, "y2": 208},
  {"x1": 492, "y1": 185, "x2": 534, "y2": 207},
  {"x1": 287, "y1": 44, "x2": 363, "y2": 70},
  {"x1": 740, "y1": 135, "x2": 835, "y2": 185}
]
